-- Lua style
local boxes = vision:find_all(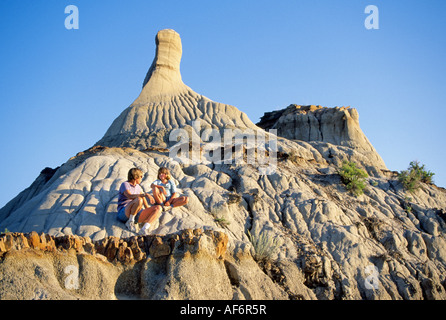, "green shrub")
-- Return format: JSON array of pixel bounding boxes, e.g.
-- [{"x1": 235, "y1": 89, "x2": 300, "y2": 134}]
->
[
  {"x1": 398, "y1": 161, "x2": 435, "y2": 192},
  {"x1": 214, "y1": 217, "x2": 230, "y2": 227},
  {"x1": 247, "y1": 229, "x2": 281, "y2": 262},
  {"x1": 338, "y1": 161, "x2": 368, "y2": 196}
]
